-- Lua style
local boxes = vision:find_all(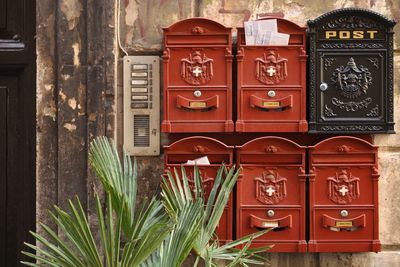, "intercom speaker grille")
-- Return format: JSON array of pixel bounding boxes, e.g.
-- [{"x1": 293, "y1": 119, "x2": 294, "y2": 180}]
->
[{"x1": 133, "y1": 115, "x2": 150, "y2": 147}]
